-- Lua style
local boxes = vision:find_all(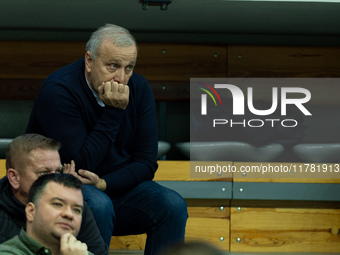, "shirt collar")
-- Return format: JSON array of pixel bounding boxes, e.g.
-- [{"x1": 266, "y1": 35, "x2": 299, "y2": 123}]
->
[
  {"x1": 85, "y1": 73, "x2": 105, "y2": 107},
  {"x1": 19, "y1": 228, "x2": 52, "y2": 255}
]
